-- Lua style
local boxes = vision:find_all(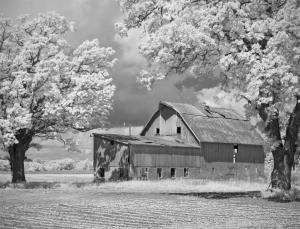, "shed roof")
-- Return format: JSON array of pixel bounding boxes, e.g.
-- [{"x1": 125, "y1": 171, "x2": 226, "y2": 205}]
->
[
  {"x1": 153, "y1": 101, "x2": 264, "y2": 145},
  {"x1": 92, "y1": 133, "x2": 200, "y2": 148}
]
